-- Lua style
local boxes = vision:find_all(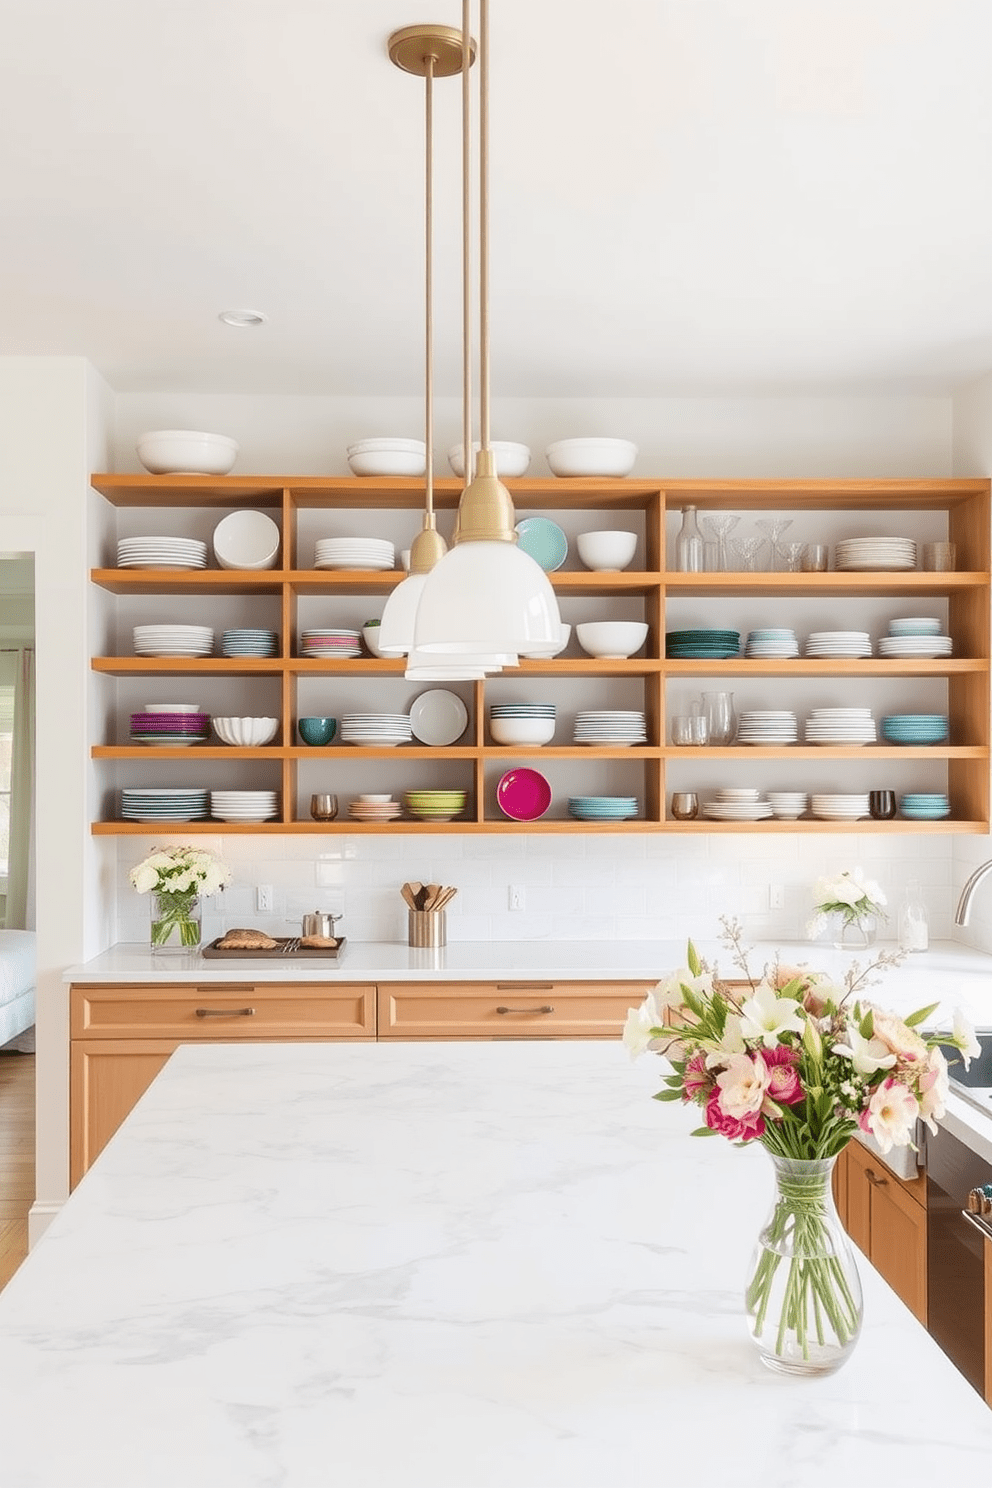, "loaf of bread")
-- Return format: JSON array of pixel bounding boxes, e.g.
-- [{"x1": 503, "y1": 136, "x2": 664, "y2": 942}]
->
[
  {"x1": 300, "y1": 934, "x2": 340, "y2": 949},
  {"x1": 216, "y1": 928, "x2": 279, "y2": 950}
]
